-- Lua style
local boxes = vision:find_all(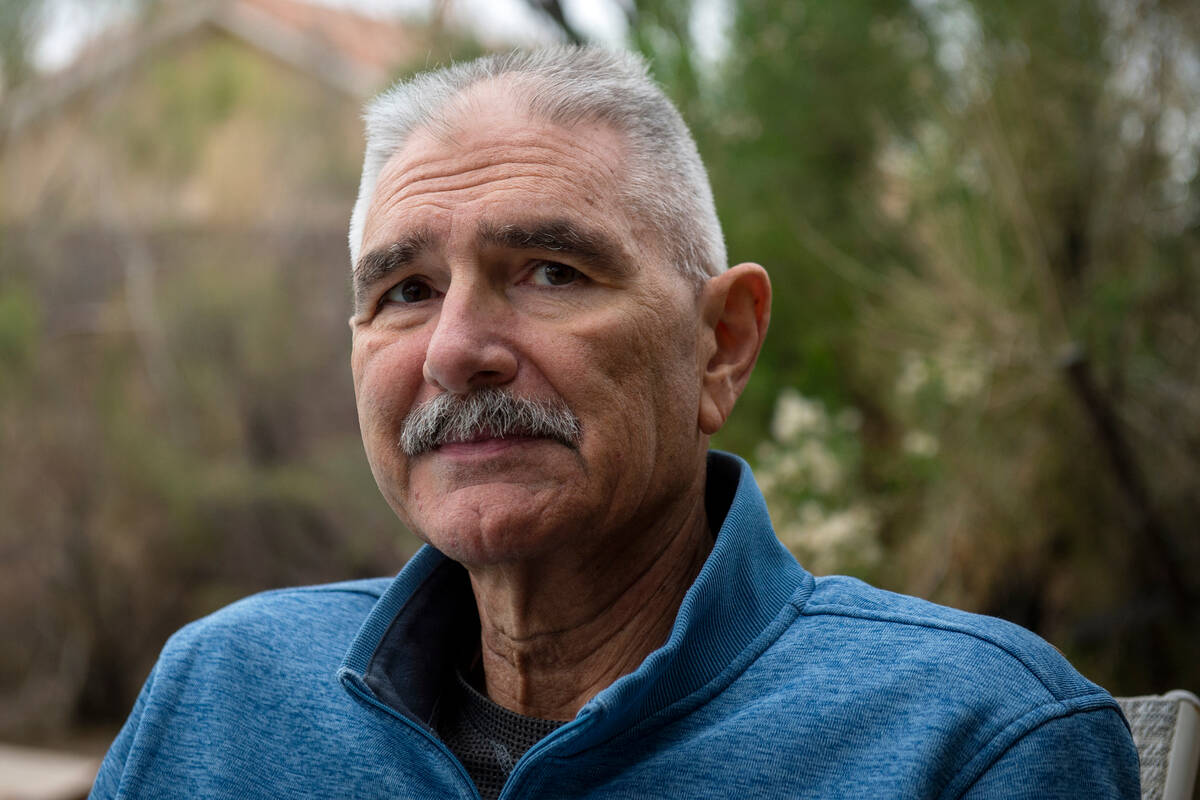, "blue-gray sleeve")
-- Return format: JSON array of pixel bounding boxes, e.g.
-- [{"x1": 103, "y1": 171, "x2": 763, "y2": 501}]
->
[
  {"x1": 88, "y1": 666, "x2": 155, "y2": 799},
  {"x1": 959, "y1": 707, "x2": 1140, "y2": 799}
]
